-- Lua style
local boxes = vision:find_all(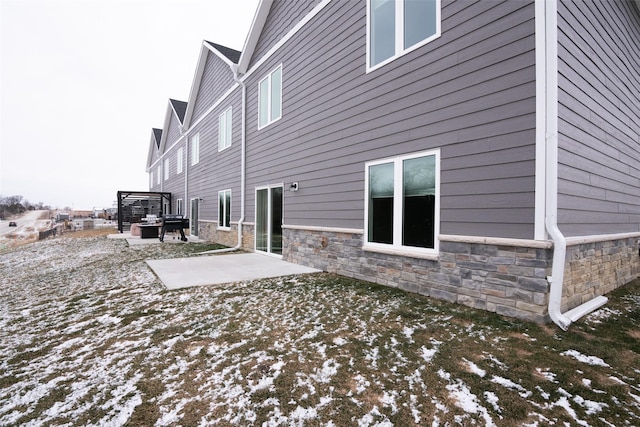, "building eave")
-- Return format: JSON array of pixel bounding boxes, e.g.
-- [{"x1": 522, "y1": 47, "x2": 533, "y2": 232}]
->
[
  {"x1": 237, "y1": 0, "x2": 273, "y2": 75},
  {"x1": 182, "y1": 42, "x2": 211, "y2": 129}
]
